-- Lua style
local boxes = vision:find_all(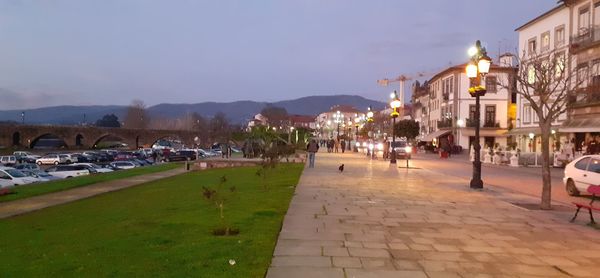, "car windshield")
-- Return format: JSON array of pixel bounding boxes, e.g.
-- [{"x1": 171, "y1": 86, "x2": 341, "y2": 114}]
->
[
  {"x1": 59, "y1": 155, "x2": 68, "y2": 158},
  {"x1": 391, "y1": 141, "x2": 407, "y2": 148},
  {"x1": 5, "y1": 169, "x2": 26, "y2": 178}
]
